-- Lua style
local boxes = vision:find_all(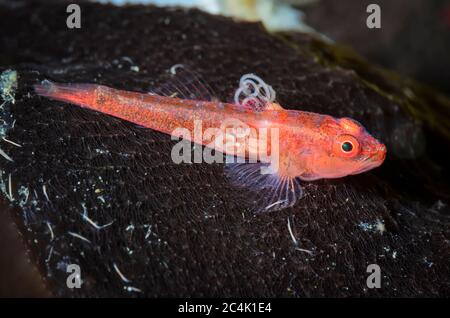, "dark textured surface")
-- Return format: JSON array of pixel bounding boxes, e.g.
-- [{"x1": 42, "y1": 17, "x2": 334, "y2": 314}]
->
[{"x1": 0, "y1": 1, "x2": 449, "y2": 297}]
